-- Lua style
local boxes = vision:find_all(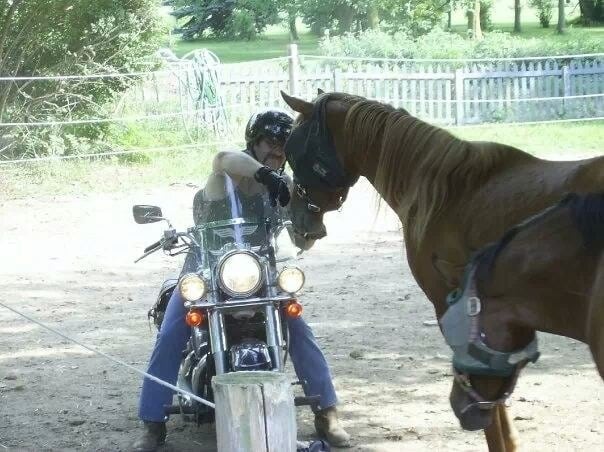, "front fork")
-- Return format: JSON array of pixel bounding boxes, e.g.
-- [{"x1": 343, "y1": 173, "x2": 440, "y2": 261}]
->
[{"x1": 206, "y1": 303, "x2": 286, "y2": 375}]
